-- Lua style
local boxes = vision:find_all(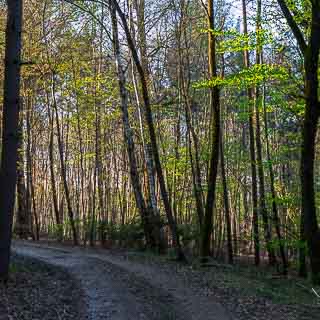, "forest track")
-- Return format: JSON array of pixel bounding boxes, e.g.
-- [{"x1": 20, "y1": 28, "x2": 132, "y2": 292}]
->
[{"x1": 12, "y1": 241, "x2": 234, "y2": 320}]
